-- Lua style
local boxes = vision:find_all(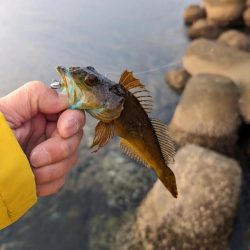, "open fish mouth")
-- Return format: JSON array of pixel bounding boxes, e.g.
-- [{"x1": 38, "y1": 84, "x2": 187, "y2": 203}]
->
[{"x1": 51, "y1": 67, "x2": 85, "y2": 109}]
